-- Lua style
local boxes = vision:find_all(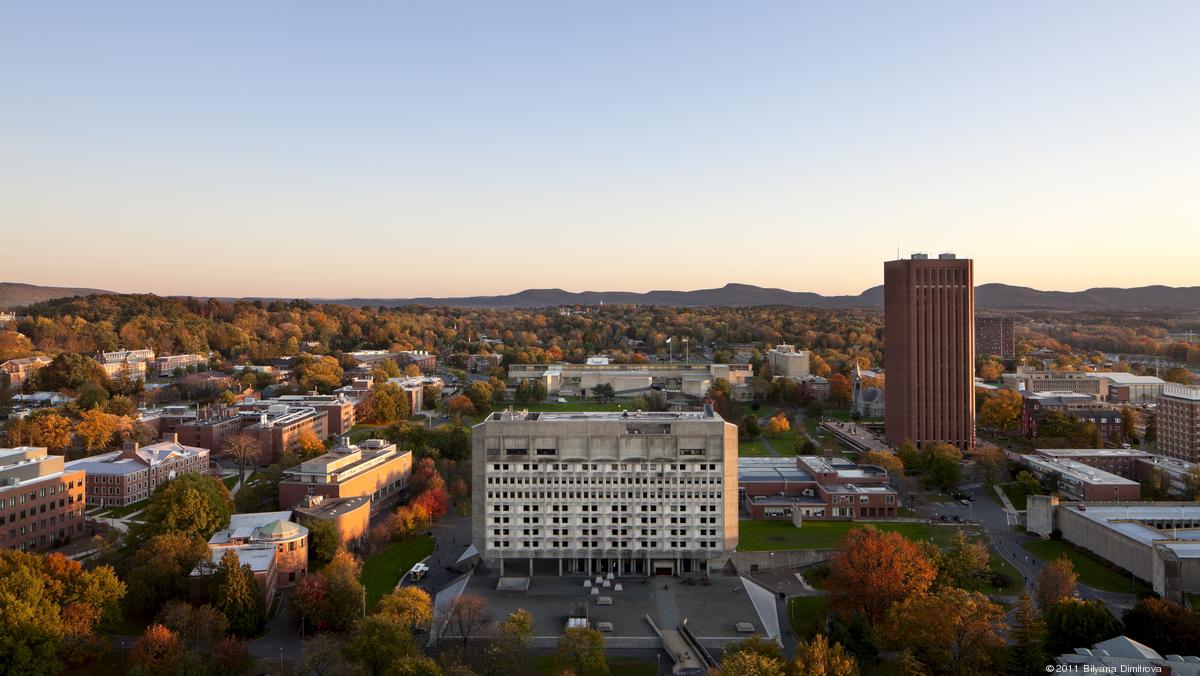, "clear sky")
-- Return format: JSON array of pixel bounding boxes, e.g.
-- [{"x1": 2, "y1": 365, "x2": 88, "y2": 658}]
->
[{"x1": 2, "y1": 2, "x2": 1197, "y2": 298}]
